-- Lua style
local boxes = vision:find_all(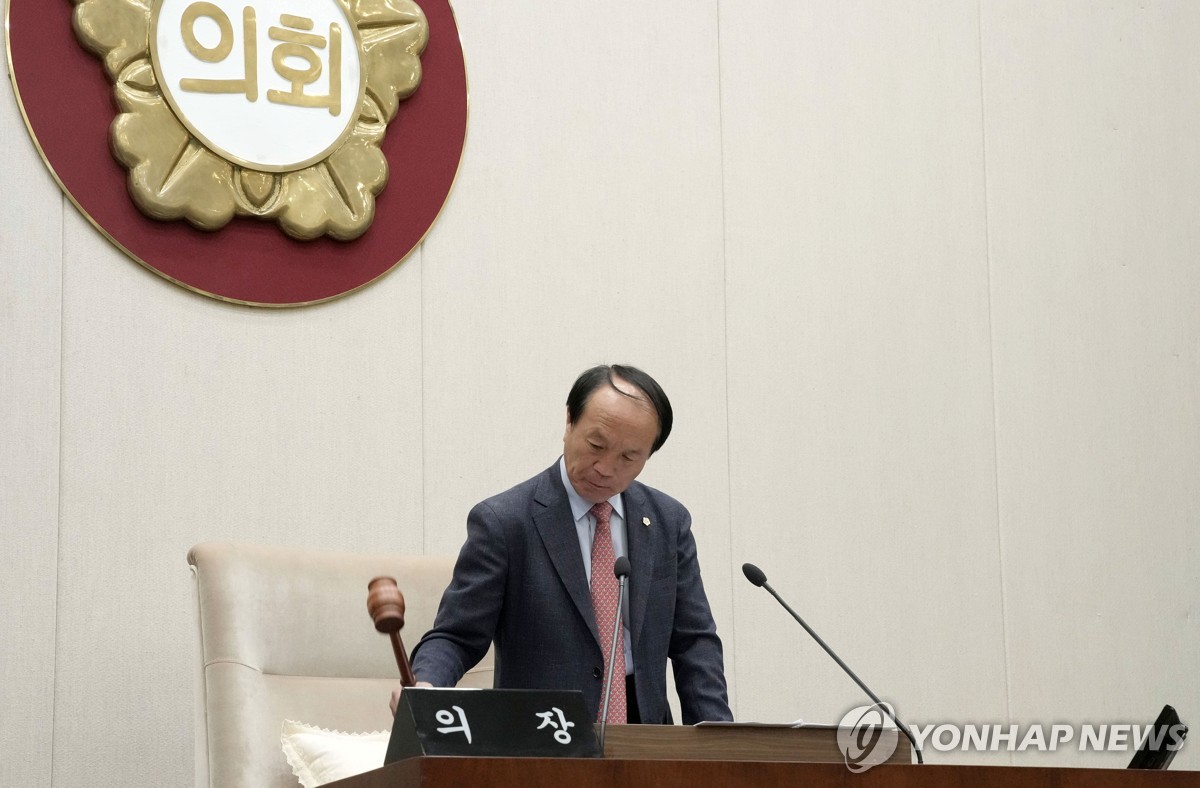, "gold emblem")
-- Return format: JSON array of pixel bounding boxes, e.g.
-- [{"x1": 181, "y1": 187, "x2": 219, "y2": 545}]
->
[{"x1": 71, "y1": 0, "x2": 429, "y2": 240}]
